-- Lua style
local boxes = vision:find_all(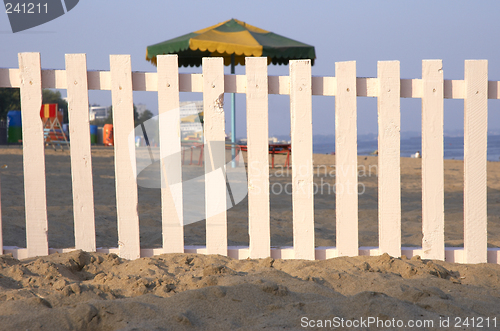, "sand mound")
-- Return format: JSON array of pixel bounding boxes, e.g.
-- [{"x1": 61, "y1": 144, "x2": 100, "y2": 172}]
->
[{"x1": 1, "y1": 251, "x2": 500, "y2": 330}]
